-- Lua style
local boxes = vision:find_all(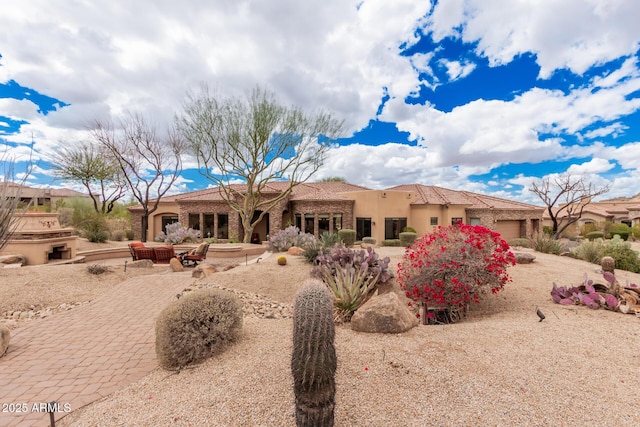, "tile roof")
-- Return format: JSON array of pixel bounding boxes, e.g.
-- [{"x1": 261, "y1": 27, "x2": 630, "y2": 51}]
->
[{"x1": 386, "y1": 184, "x2": 542, "y2": 210}]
